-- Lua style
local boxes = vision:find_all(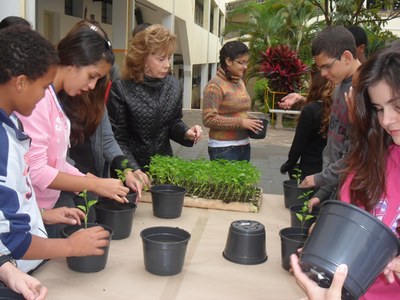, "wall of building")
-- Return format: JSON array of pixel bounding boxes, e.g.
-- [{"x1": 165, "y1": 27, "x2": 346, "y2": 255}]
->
[{"x1": 0, "y1": 0, "x2": 229, "y2": 109}]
